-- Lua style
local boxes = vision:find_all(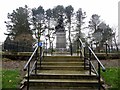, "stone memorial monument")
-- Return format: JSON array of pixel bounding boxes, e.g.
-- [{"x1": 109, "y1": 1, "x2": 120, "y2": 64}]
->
[{"x1": 55, "y1": 14, "x2": 66, "y2": 50}]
